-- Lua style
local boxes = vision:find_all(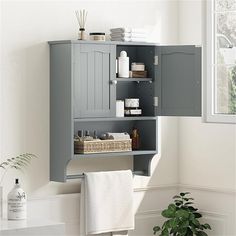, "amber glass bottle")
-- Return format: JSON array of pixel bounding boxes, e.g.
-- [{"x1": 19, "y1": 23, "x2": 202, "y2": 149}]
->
[{"x1": 131, "y1": 127, "x2": 140, "y2": 150}]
